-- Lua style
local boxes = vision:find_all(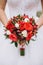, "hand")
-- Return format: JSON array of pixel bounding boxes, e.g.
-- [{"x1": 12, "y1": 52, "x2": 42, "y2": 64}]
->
[{"x1": 36, "y1": 14, "x2": 43, "y2": 29}]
